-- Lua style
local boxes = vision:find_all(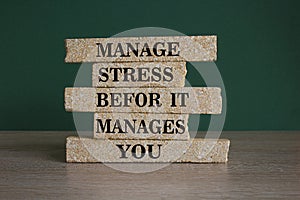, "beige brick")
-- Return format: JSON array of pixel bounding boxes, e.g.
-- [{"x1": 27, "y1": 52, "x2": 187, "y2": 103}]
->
[
  {"x1": 94, "y1": 113, "x2": 189, "y2": 140},
  {"x1": 92, "y1": 62, "x2": 186, "y2": 88},
  {"x1": 64, "y1": 87, "x2": 222, "y2": 114},
  {"x1": 65, "y1": 36, "x2": 217, "y2": 62},
  {"x1": 66, "y1": 136, "x2": 230, "y2": 163}
]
